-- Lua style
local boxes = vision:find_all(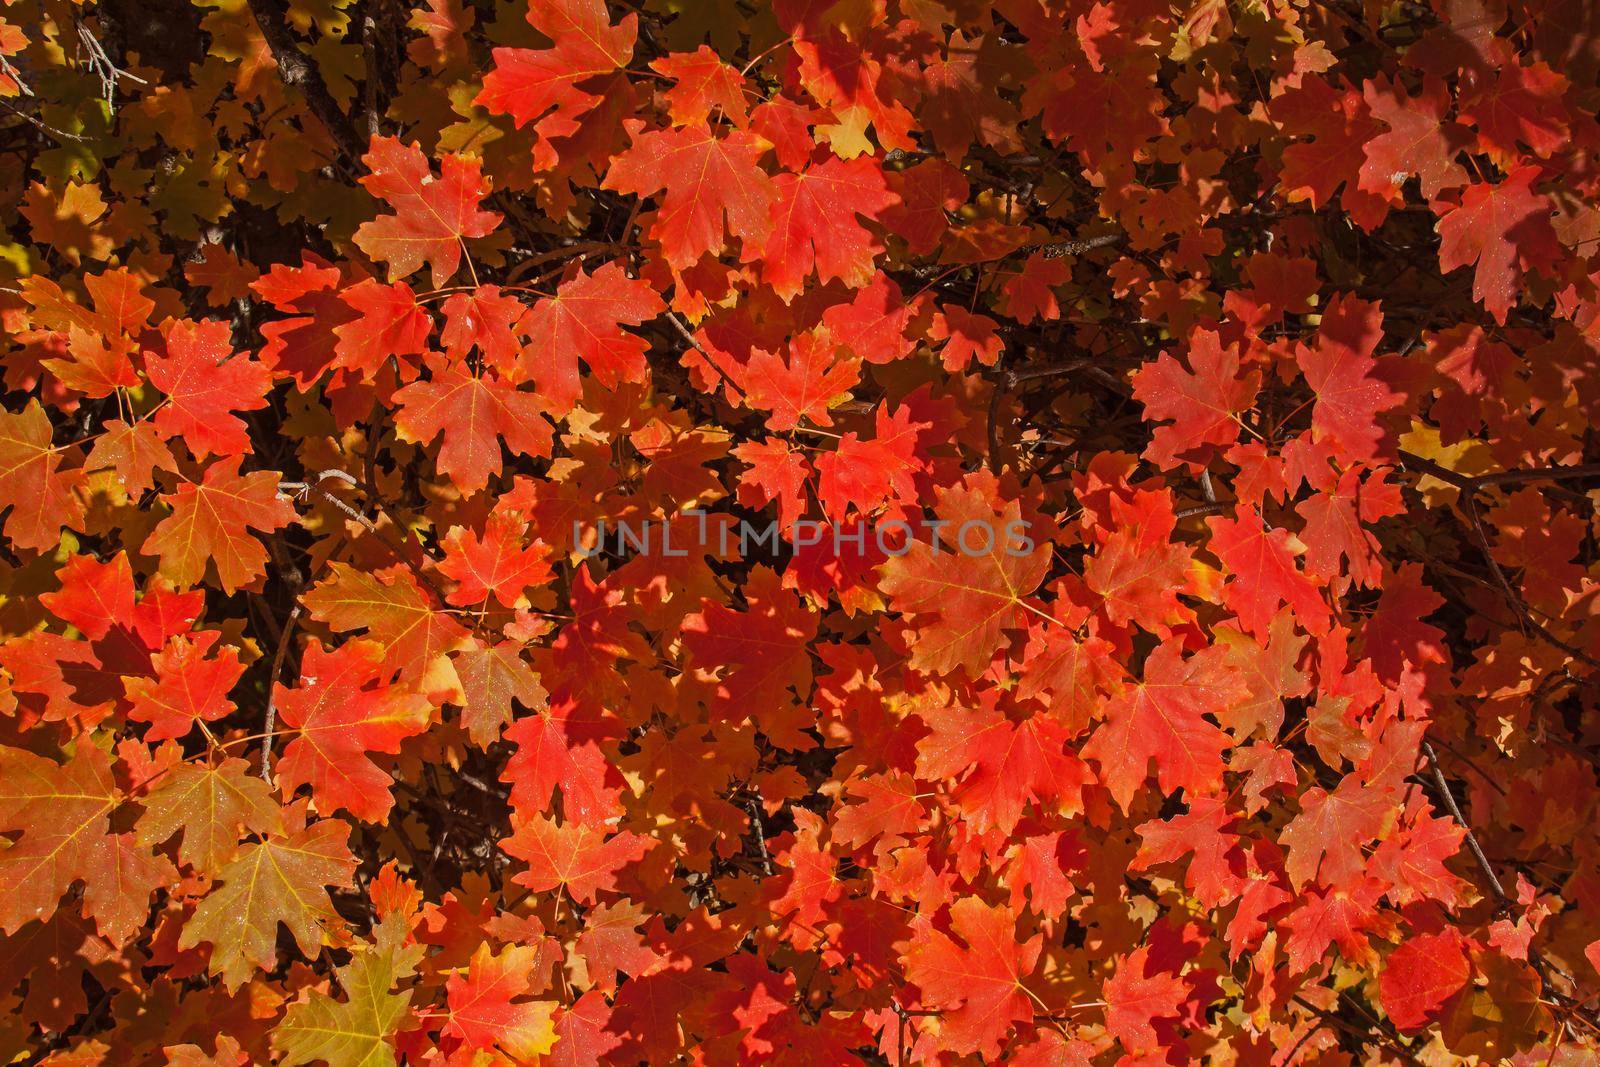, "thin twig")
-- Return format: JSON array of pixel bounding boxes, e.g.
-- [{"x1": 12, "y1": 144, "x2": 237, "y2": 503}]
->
[
  {"x1": 745, "y1": 796, "x2": 773, "y2": 875},
  {"x1": 280, "y1": 469, "x2": 447, "y2": 601},
  {"x1": 1290, "y1": 994, "x2": 1424, "y2": 1066},
  {"x1": 280, "y1": 469, "x2": 372, "y2": 530},
  {"x1": 987, "y1": 374, "x2": 1010, "y2": 474},
  {"x1": 989, "y1": 360, "x2": 1093, "y2": 474},
  {"x1": 1398, "y1": 451, "x2": 1600, "y2": 491},
  {"x1": 1421, "y1": 740, "x2": 1510, "y2": 903},
  {"x1": 0, "y1": 96, "x2": 89, "y2": 143},
  {"x1": 1039, "y1": 232, "x2": 1123, "y2": 259},
  {"x1": 1398, "y1": 451, "x2": 1600, "y2": 670},
  {"x1": 260, "y1": 603, "x2": 301, "y2": 783},
  {"x1": 665, "y1": 309, "x2": 747, "y2": 401},
  {"x1": 75, "y1": 20, "x2": 146, "y2": 111},
  {"x1": 0, "y1": 54, "x2": 33, "y2": 96}
]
